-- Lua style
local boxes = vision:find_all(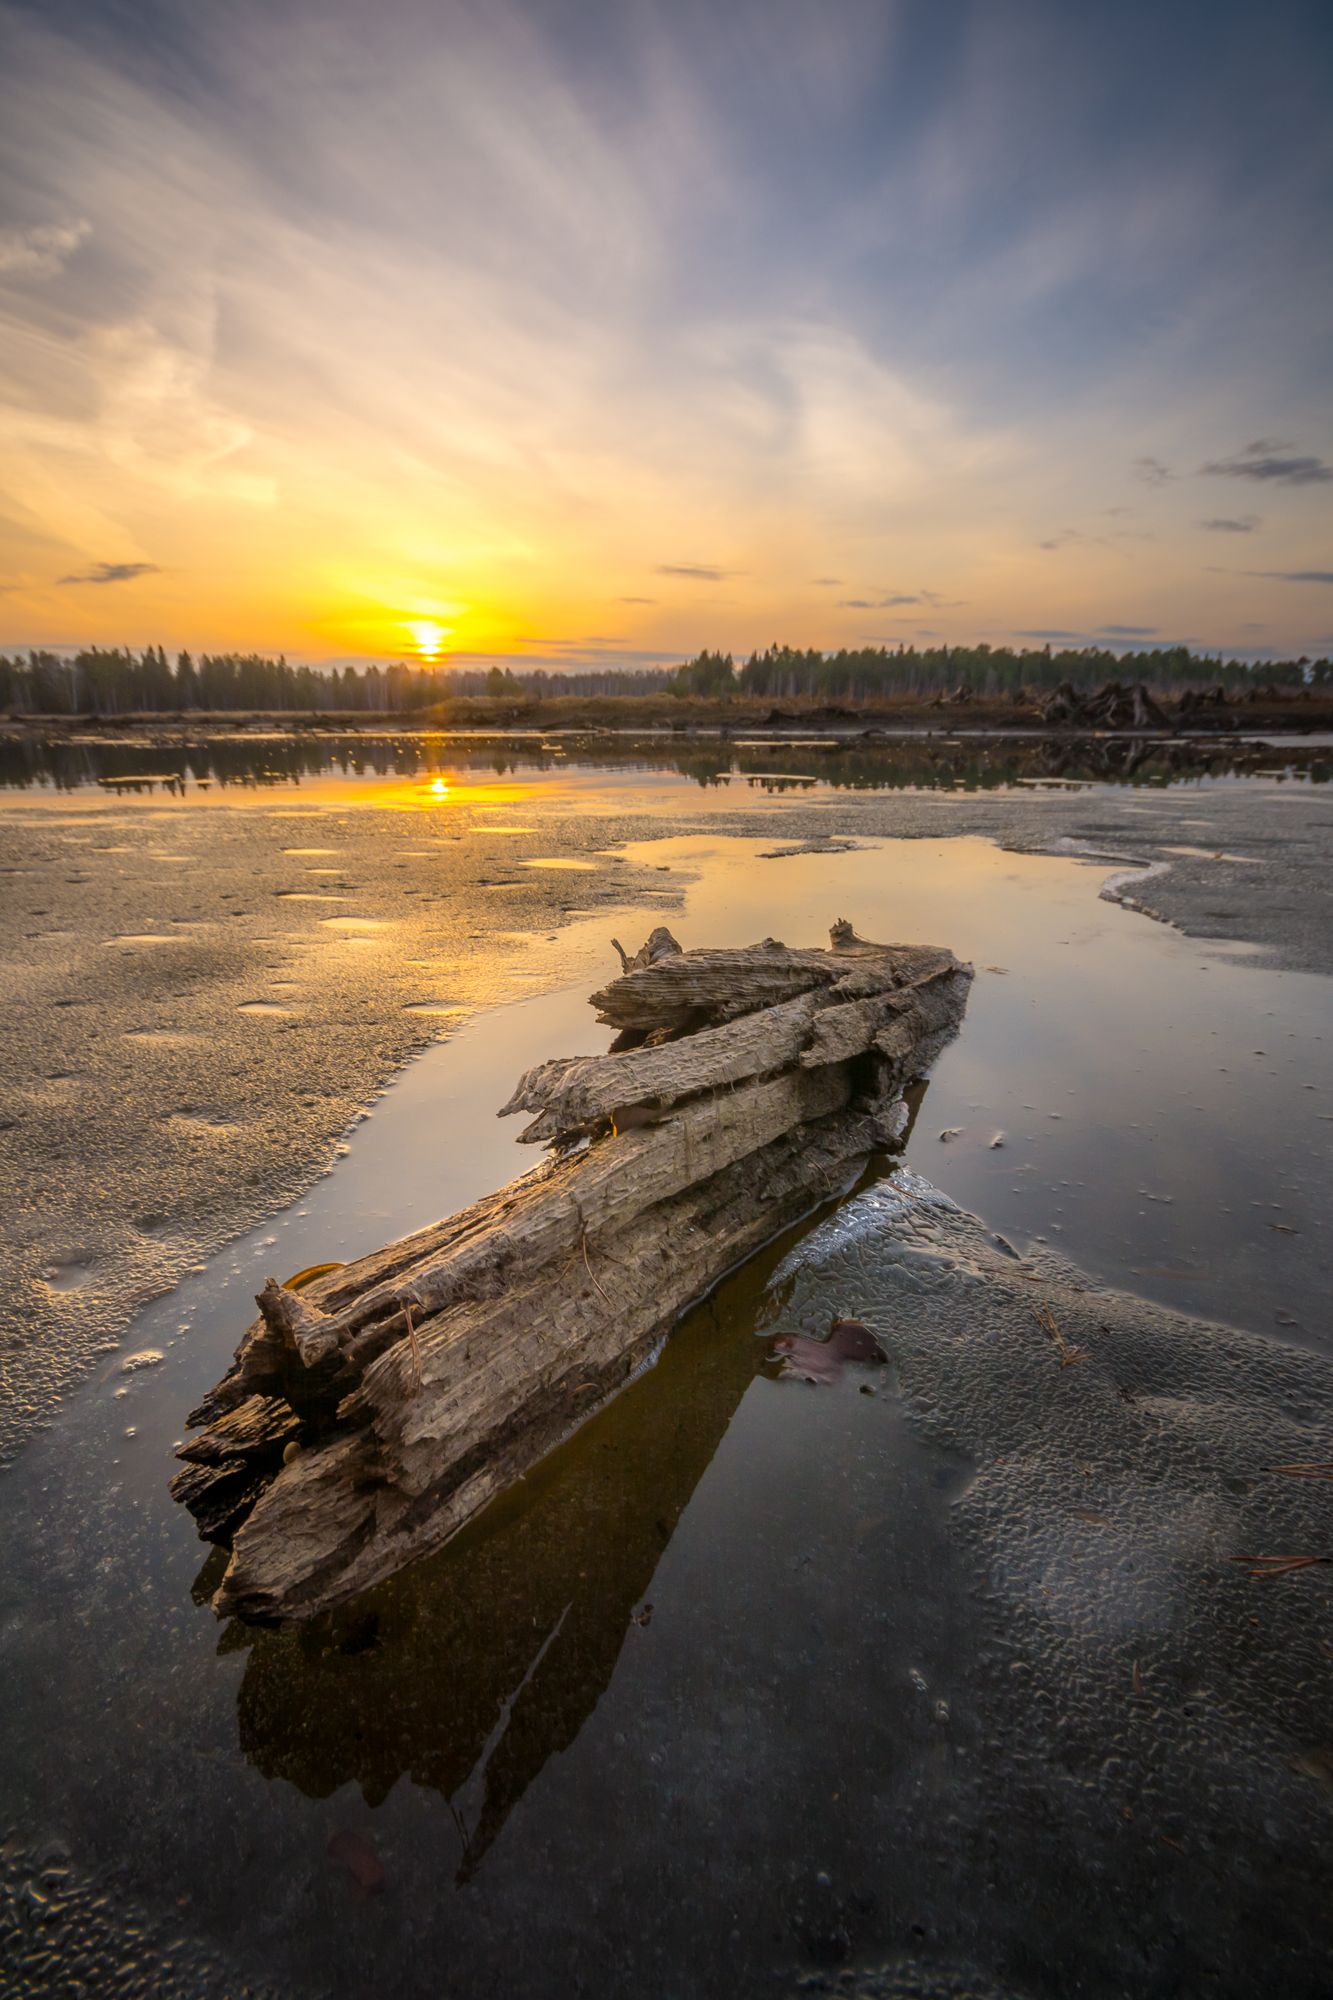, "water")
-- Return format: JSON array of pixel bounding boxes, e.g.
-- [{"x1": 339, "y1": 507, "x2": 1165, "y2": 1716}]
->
[
  {"x1": 1, "y1": 832, "x2": 1330, "y2": 1995},
  {"x1": 0, "y1": 726, "x2": 1327, "y2": 799}
]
